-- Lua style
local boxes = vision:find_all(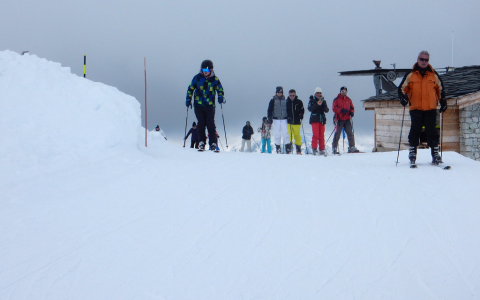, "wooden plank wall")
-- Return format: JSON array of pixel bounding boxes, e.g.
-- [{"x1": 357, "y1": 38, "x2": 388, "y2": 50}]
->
[{"x1": 371, "y1": 103, "x2": 460, "y2": 153}]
